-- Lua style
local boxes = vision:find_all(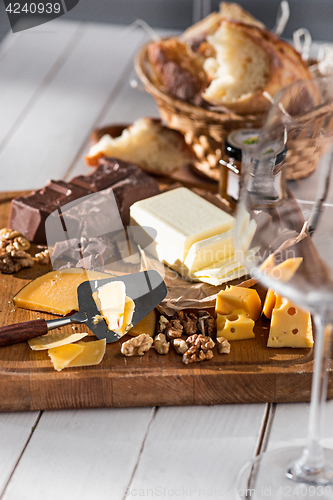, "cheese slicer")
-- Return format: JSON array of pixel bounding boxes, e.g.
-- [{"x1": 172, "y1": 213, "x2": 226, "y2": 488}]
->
[{"x1": 0, "y1": 270, "x2": 167, "y2": 347}]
